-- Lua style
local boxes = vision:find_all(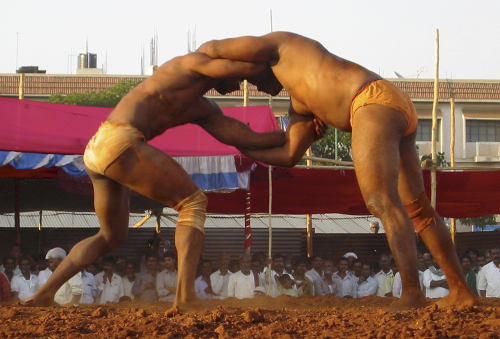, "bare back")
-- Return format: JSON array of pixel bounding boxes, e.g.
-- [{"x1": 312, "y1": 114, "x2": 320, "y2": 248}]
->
[
  {"x1": 107, "y1": 54, "x2": 222, "y2": 140},
  {"x1": 267, "y1": 32, "x2": 381, "y2": 130}
]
